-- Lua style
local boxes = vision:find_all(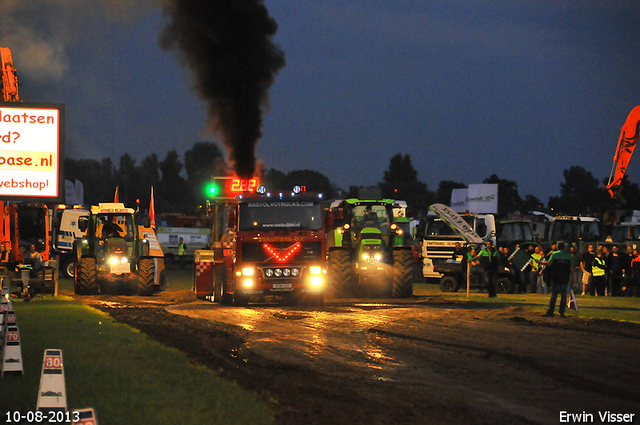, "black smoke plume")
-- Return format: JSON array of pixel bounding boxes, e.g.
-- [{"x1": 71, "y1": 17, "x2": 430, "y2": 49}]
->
[{"x1": 159, "y1": 0, "x2": 285, "y2": 178}]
